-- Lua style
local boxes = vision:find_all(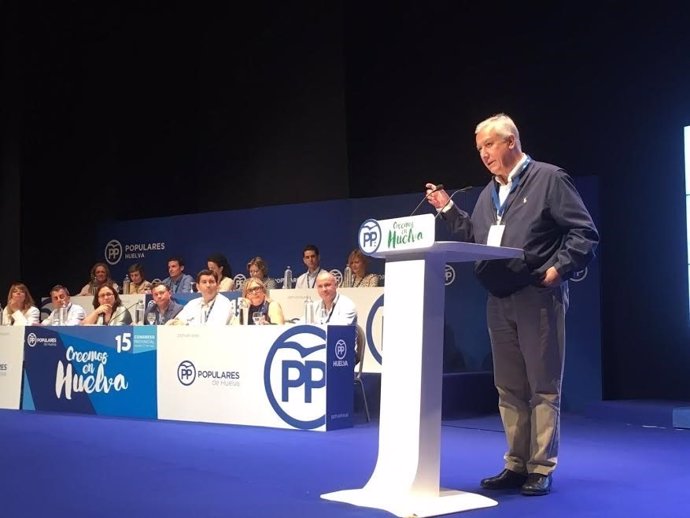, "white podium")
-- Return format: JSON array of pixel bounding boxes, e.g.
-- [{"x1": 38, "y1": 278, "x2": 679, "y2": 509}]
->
[{"x1": 322, "y1": 215, "x2": 522, "y2": 517}]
